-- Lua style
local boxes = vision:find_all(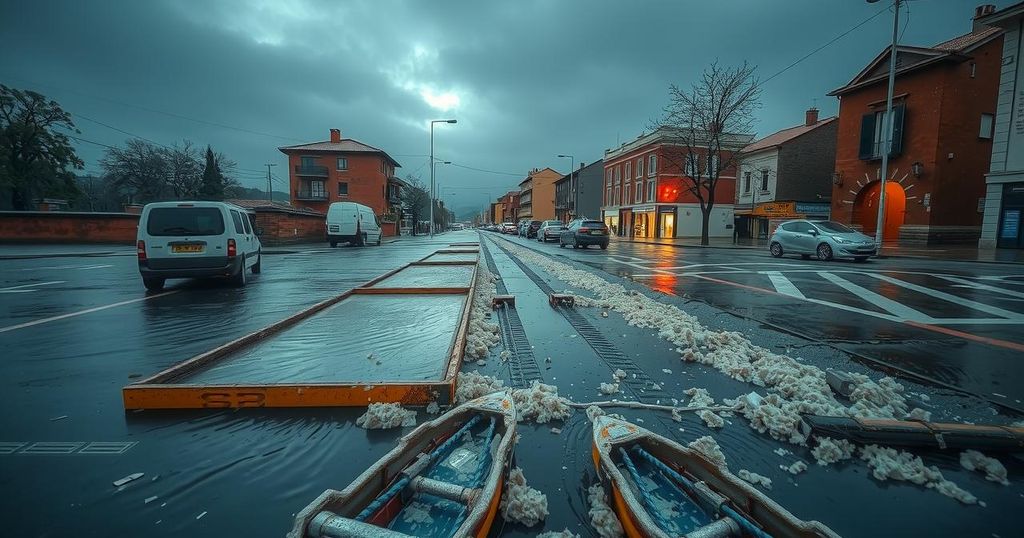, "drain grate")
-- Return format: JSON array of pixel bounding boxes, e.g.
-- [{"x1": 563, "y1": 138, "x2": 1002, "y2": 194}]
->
[
  {"x1": 492, "y1": 239, "x2": 670, "y2": 404},
  {"x1": 480, "y1": 236, "x2": 543, "y2": 388}
]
